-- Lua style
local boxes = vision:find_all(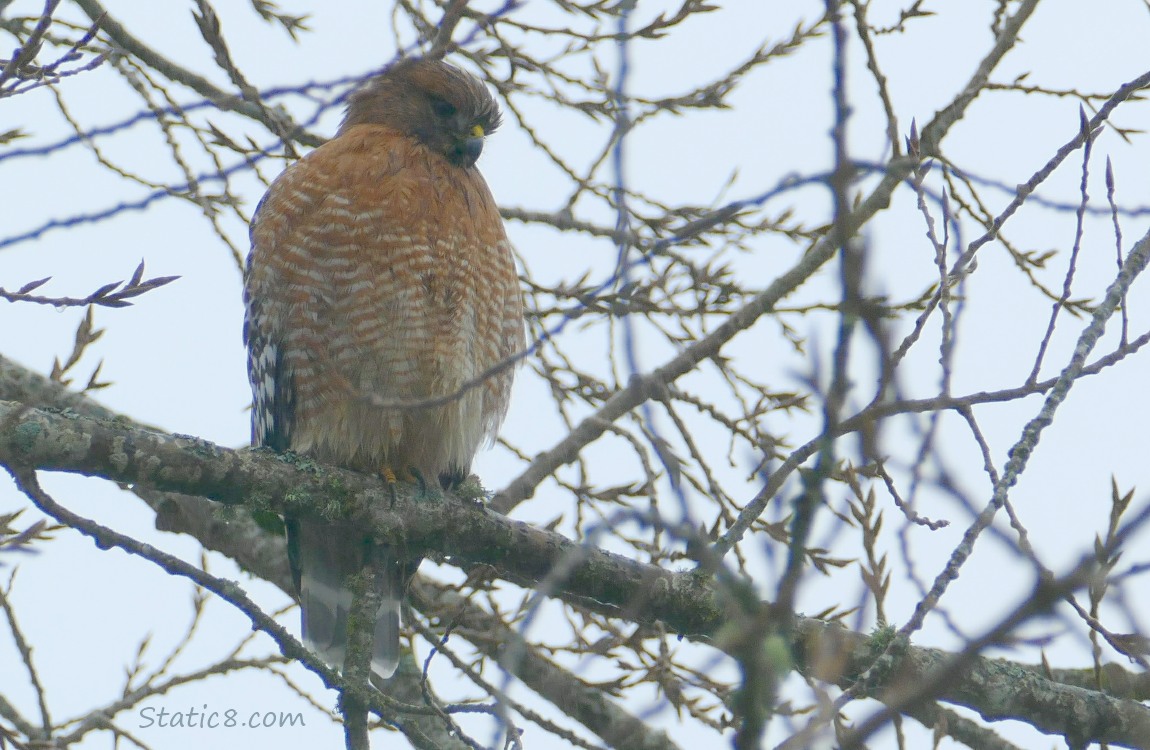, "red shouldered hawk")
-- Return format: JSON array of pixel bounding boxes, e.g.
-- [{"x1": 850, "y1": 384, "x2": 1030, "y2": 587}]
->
[{"x1": 243, "y1": 58, "x2": 523, "y2": 679}]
